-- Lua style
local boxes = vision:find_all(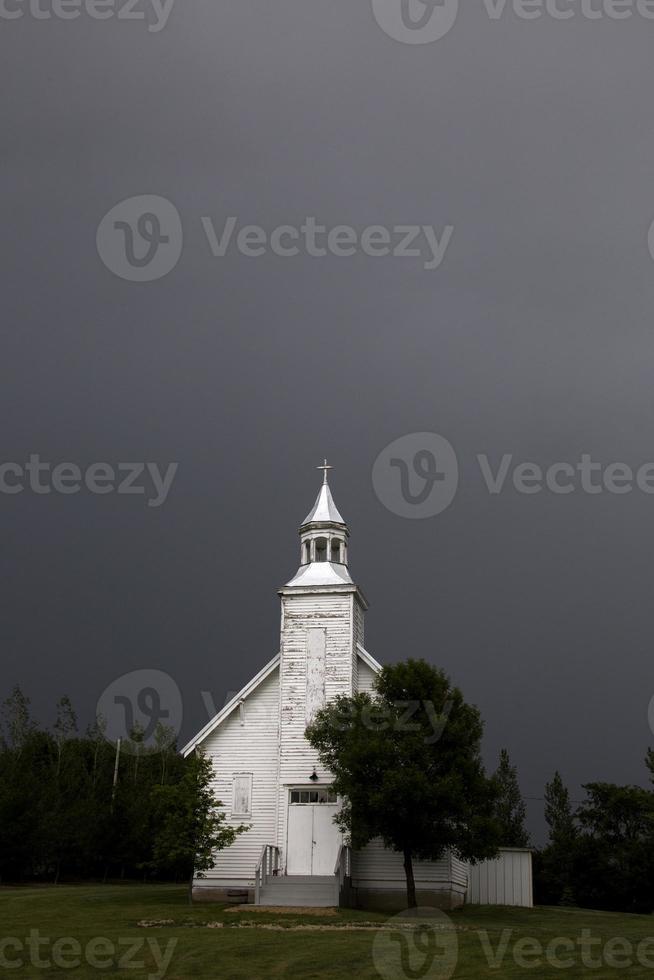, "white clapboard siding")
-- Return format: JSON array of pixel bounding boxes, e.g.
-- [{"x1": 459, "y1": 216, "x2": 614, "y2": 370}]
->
[
  {"x1": 353, "y1": 838, "x2": 453, "y2": 886},
  {"x1": 357, "y1": 659, "x2": 378, "y2": 696},
  {"x1": 198, "y1": 666, "x2": 280, "y2": 884},
  {"x1": 354, "y1": 599, "x2": 365, "y2": 648},
  {"x1": 276, "y1": 591, "x2": 360, "y2": 862},
  {"x1": 450, "y1": 853, "x2": 469, "y2": 889},
  {"x1": 351, "y1": 618, "x2": 359, "y2": 692},
  {"x1": 466, "y1": 849, "x2": 533, "y2": 908}
]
